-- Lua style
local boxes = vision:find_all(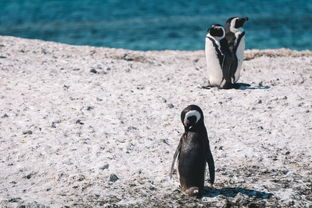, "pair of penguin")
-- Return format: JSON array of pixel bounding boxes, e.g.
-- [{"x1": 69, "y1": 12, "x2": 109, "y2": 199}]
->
[
  {"x1": 205, "y1": 17, "x2": 248, "y2": 89},
  {"x1": 169, "y1": 17, "x2": 248, "y2": 198}
]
